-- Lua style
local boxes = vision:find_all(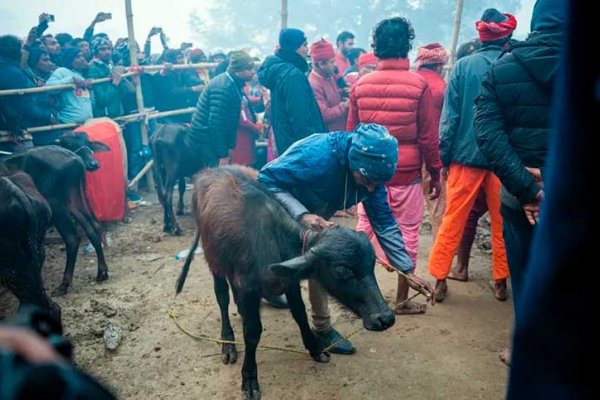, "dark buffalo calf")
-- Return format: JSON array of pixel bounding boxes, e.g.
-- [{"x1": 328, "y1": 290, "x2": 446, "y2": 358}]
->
[
  {"x1": 176, "y1": 166, "x2": 394, "y2": 400},
  {"x1": 0, "y1": 168, "x2": 61, "y2": 326},
  {"x1": 150, "y1": 123, "x2": 208, "y2": 235},
  {"x1": 3, "y1": 132, "x2": 110, "y2": 296}
]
